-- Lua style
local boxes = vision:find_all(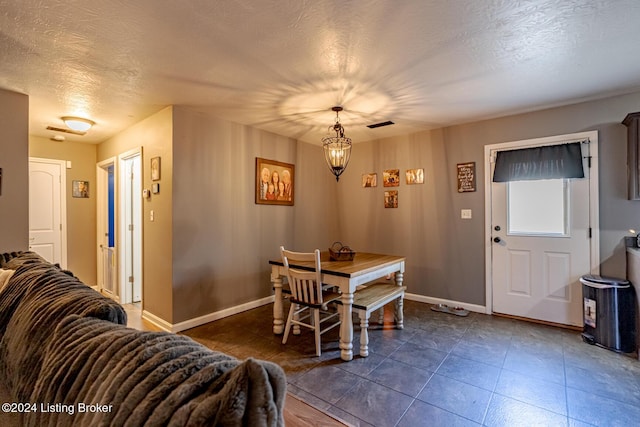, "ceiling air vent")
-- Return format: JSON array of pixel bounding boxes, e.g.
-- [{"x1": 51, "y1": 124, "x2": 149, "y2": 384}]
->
[
  {"x1": 367, "y1": 121, "x2": 395, "y2": 129},
  {"x1": 46, "y1": 125, "x2": 86, "y2": 136}
]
